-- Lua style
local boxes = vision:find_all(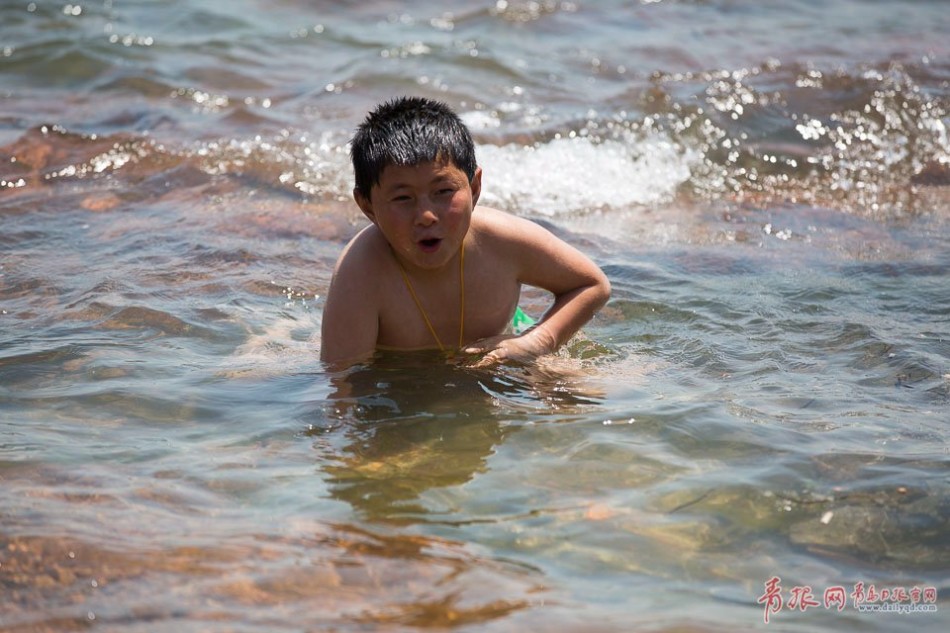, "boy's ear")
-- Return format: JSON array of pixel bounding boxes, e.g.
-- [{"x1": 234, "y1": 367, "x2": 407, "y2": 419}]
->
[
  {"x1": 353, "y1": 188, "x2": 376, "y2": 223},
  {"x1": 471, "y1": 167, "x2": 482, "y2": 206}
]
